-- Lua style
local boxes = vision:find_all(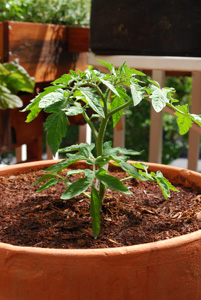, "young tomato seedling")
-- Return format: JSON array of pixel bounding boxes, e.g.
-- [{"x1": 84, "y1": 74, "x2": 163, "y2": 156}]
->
[{"x1": 23, "y1": 60, "x2": 201, "y2": 238}]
